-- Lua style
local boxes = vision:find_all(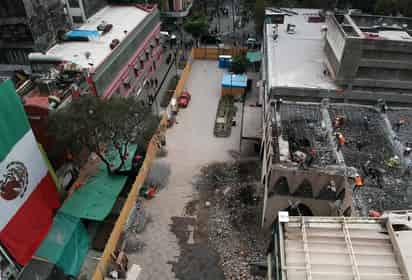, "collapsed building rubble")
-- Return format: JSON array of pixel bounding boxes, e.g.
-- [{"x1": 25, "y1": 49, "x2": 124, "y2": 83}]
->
[
  {"x1": 193, "y1": 161, "x2": 267, "y2": 280},
  {"x1": 261, "y1": 99, "x2": 412, "y2": 226}
]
